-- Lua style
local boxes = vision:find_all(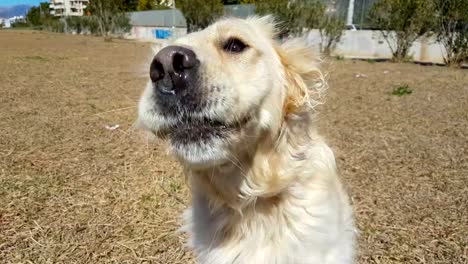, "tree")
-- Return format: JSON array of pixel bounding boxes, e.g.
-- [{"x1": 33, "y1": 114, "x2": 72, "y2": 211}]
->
[
  {"x1": 177, "y1": 0, "x2": 224, "y2": 33},
  {"x1": 368, "y1": 0, "x2": 434, "y2": 62},
  {"x1": 43, "y1": 18, "x2": 65, "y2": 32},
  {"x1": 319, "y1": 15, "x2": 345, "y2": 56},
  {"x1": 39, "y1": 2, "x2": 51, "y2": 17},
  {"x1": 120, "y1": 0, "x2": 139, "y2": 11},
  {"x1": 433, "y1": 0, "x2": 468, "y2": 67},
  {"x1": 138, "y1": 0, "x2": 154, "y2": 11},
  {"x1": 256, "y1": 0, "x2": 325, "y2": 37},
  {"x1": 26, "y1": 6, "x2": 41, "y2": 26},
  {"x1": 86, "y1": 0, "x2": 131, "y2": 38},
  {"x1": 26, "y1": 2, "x2": 52, "y2": 27},
  {"x1": 66, "y1": 16, "x2": 84, "y2": 33}
]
